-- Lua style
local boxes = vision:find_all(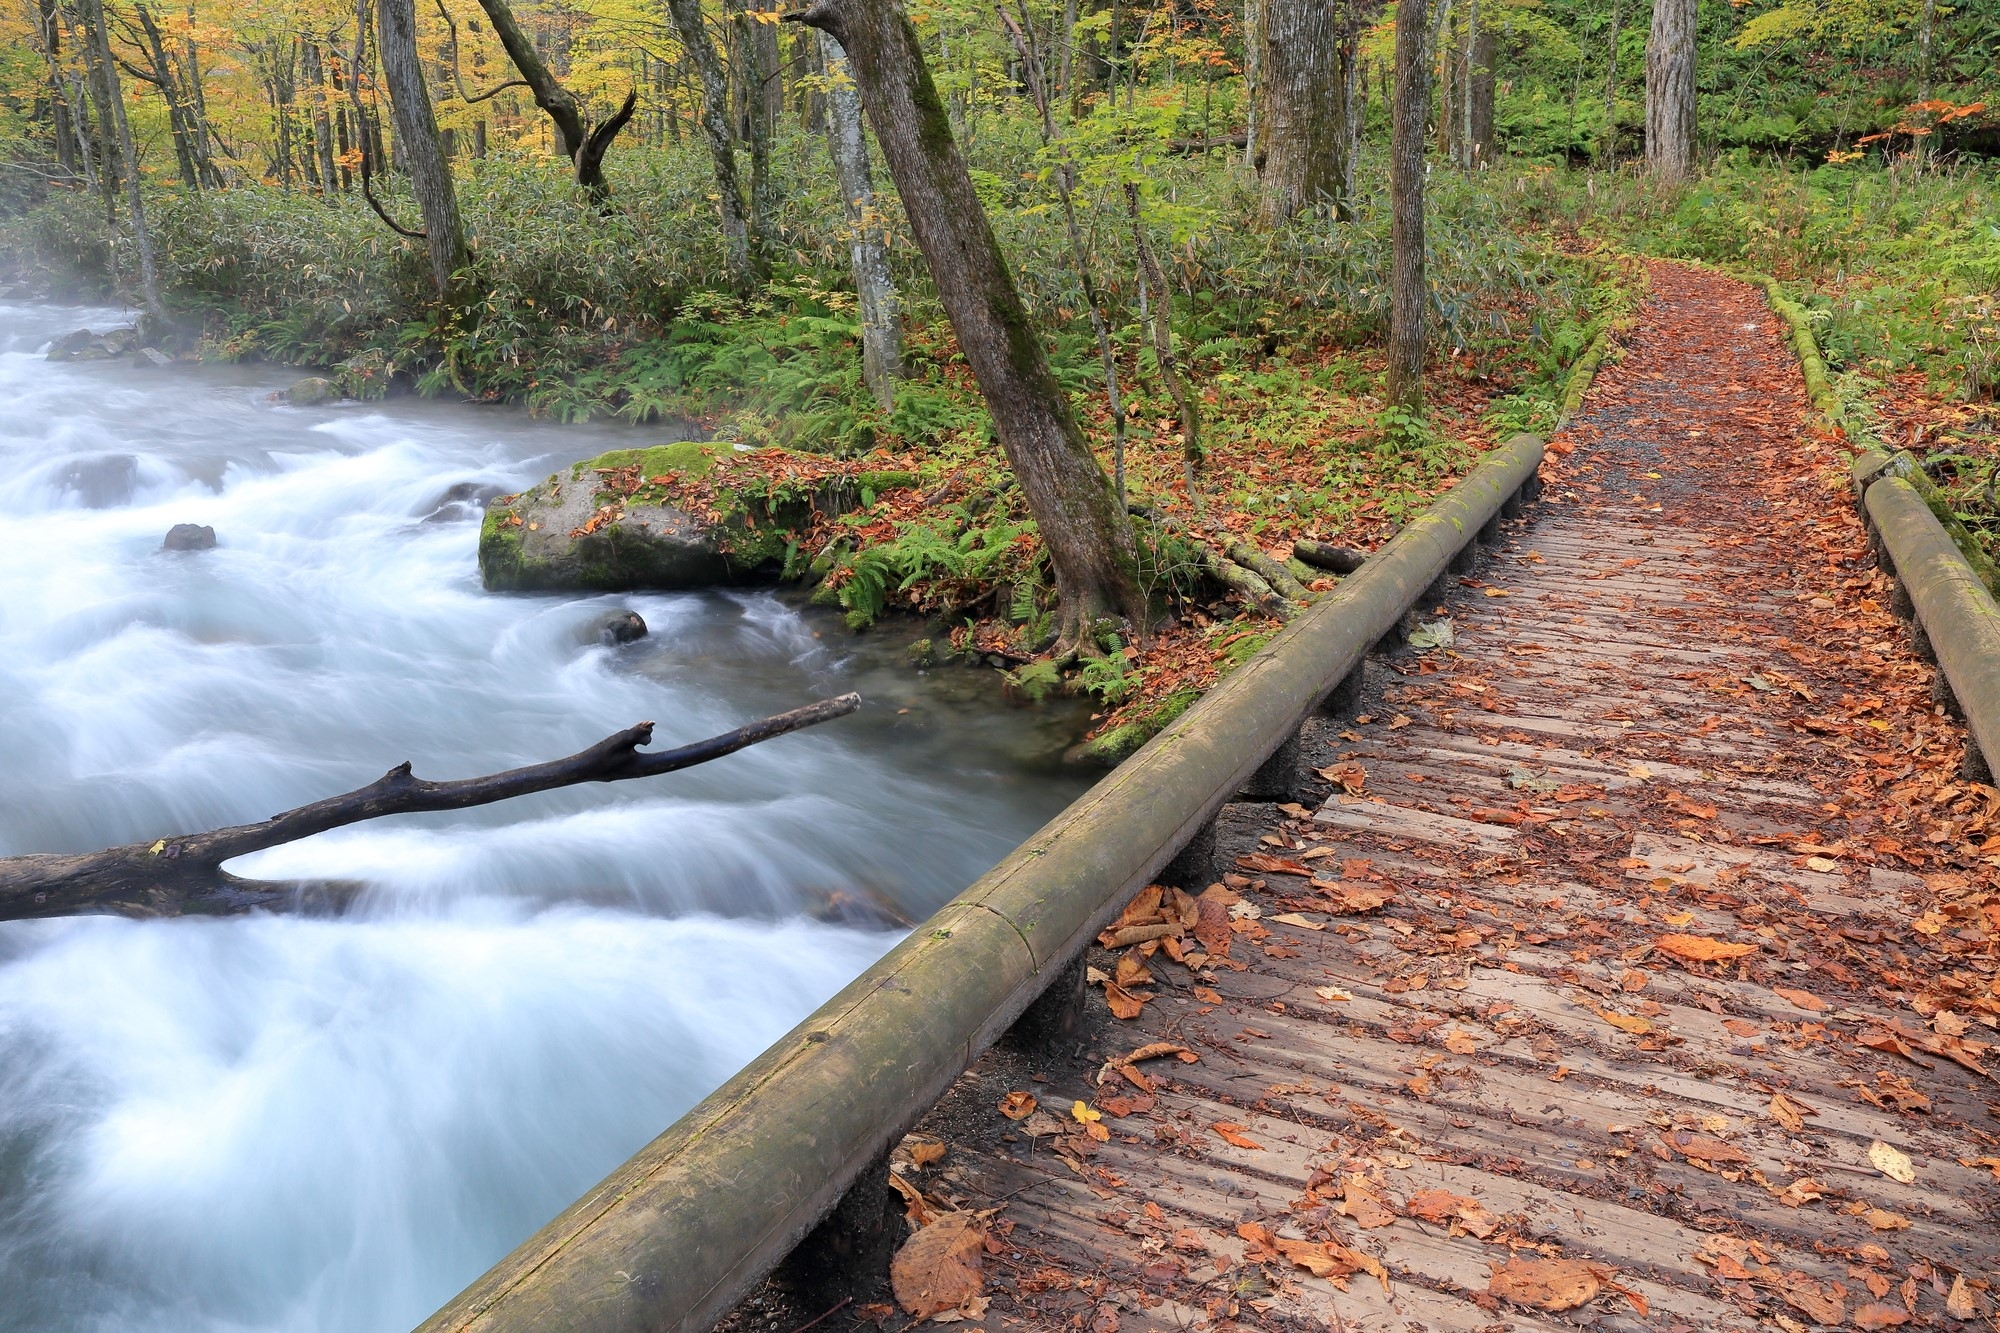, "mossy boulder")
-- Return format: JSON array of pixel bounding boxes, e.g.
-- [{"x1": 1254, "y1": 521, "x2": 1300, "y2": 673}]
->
[{"x1": 479, "y1": 441, "x2": 917, "y2": 593}]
